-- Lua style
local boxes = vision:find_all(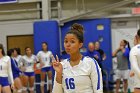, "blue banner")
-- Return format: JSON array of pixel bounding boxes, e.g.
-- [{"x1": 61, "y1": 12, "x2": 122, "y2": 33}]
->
[{"x1": 0, "y1": 0, "x2": 17, "y2": 4}]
